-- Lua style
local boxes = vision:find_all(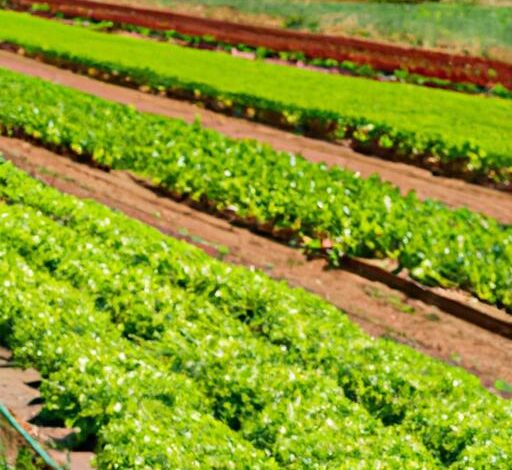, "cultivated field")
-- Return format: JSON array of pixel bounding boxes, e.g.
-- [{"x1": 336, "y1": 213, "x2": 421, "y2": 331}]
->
[
  {"x1": 1, "y1": 11, "x2": 512, "y2": 187},
  {"x1": 1, "y1": 161, "x2": 512, "y2": 468},
  {"x1": 0, "y1": 2, "x2": 510, "y2": 469},
  {"x1": 107, "y1": 0, "x2": 512, "y2": 59}
]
